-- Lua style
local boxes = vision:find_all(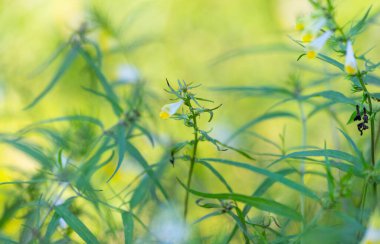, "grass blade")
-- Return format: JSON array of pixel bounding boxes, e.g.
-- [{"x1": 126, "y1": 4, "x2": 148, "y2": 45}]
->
[
  {"x1": 122, "y1": 211, "x2": 134, "y2": 244},
  {"x1": 55, "y1": 204, "x2": 99, "y2": 244},
  {"x1": 125, "y1": 141, "x2": 169, "y2": 201},
  {"x1": 227, "y1": 111, "x2": 298, "y2": 142},
  {"x1": 201, "y1": 158, "x2": 320, "y2": 201},
  {"x1": 178, "y1": 179, "x2": 302, "y2": 221},
  {"x1": 25, "y1": 46, "x2": 78, "y2": 110}
]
